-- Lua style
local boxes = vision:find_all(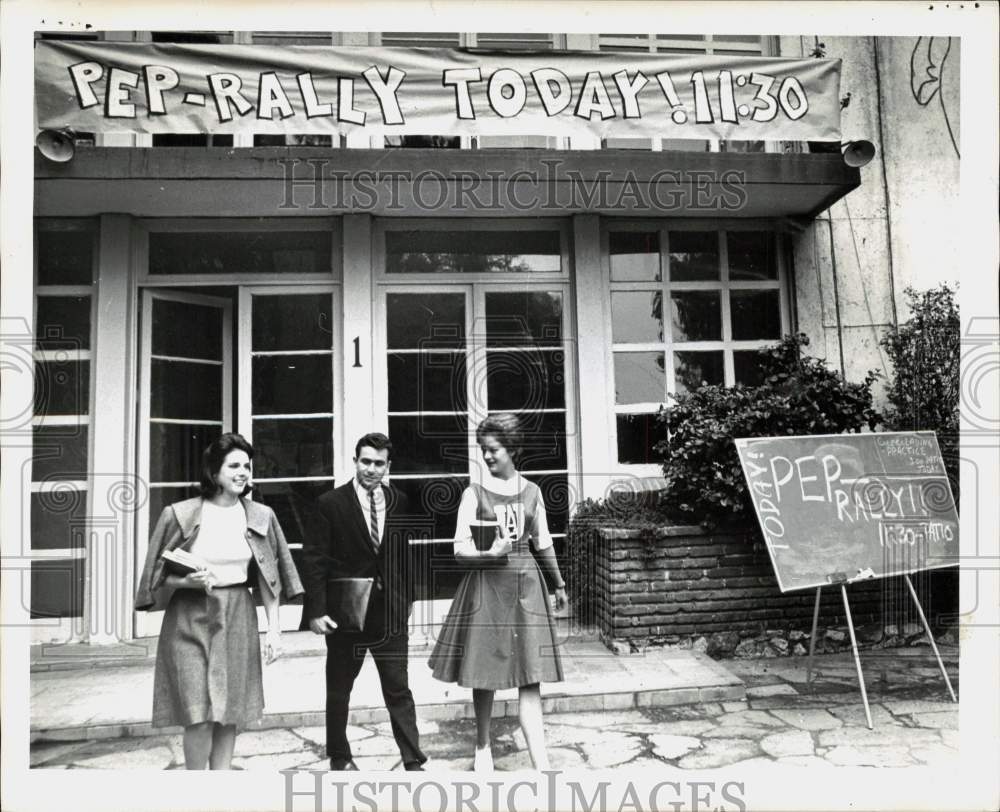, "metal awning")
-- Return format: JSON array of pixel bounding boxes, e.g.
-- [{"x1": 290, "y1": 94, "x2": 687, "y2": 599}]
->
[{"x1": 35, "y1": 147, "x2": 860, "y2": 221}]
